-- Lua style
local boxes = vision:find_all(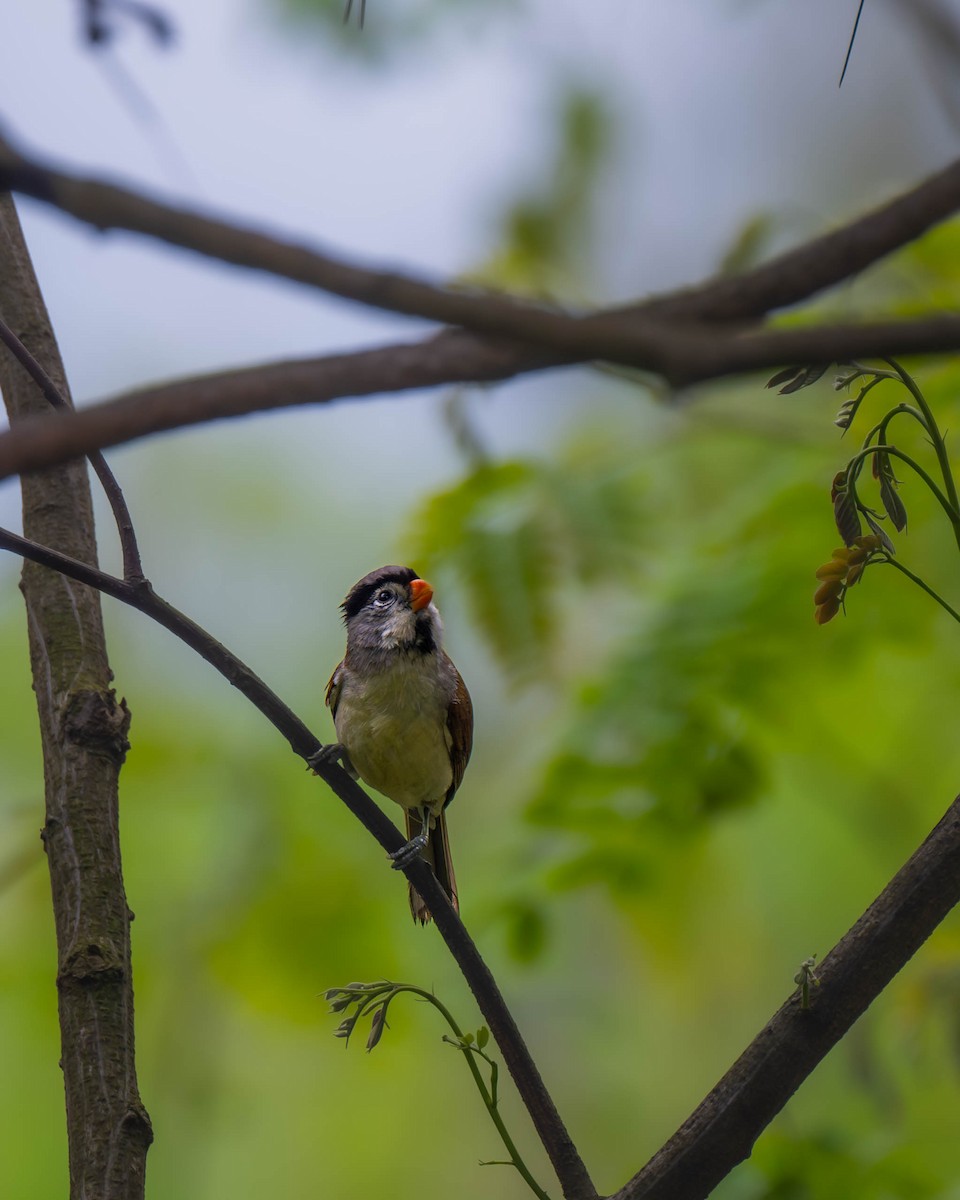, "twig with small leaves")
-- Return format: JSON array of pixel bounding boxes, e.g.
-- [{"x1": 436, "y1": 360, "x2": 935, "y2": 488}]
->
[
  {"x1": 774, "y1": 359, "x2": 960, "y2": 625},
  {"x1": 324, "y1": 981, "x2": 553, "y2": 1200}
]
